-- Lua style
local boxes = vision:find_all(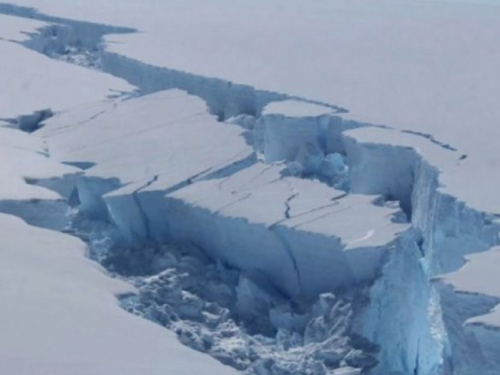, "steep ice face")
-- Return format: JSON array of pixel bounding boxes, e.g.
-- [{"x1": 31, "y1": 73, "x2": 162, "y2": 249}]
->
[
  {"x1": 354, "y1": 233, "x2": 444, "y2": 375},
  {"x1": 164, "y1": 162, "x2": 409, "y2": 300},
  {"x1": 343, "y1": 136, "x2": 417, "y2": 219},
  {"x1": 345, "y1": 126, "x2": 500, "y2": 374},
  {"x1": 254, "y1": 101, "x2": 352, "y2": 189},
  {"x1": 35, "y1": 87, "x2": 473, "y2": 375},
  {"x1": 0, "y1": 127, "x2": 237, "y2": 375},
  {"x1": 37, "y1": 90, "x2": 406, "y2": 373}
]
